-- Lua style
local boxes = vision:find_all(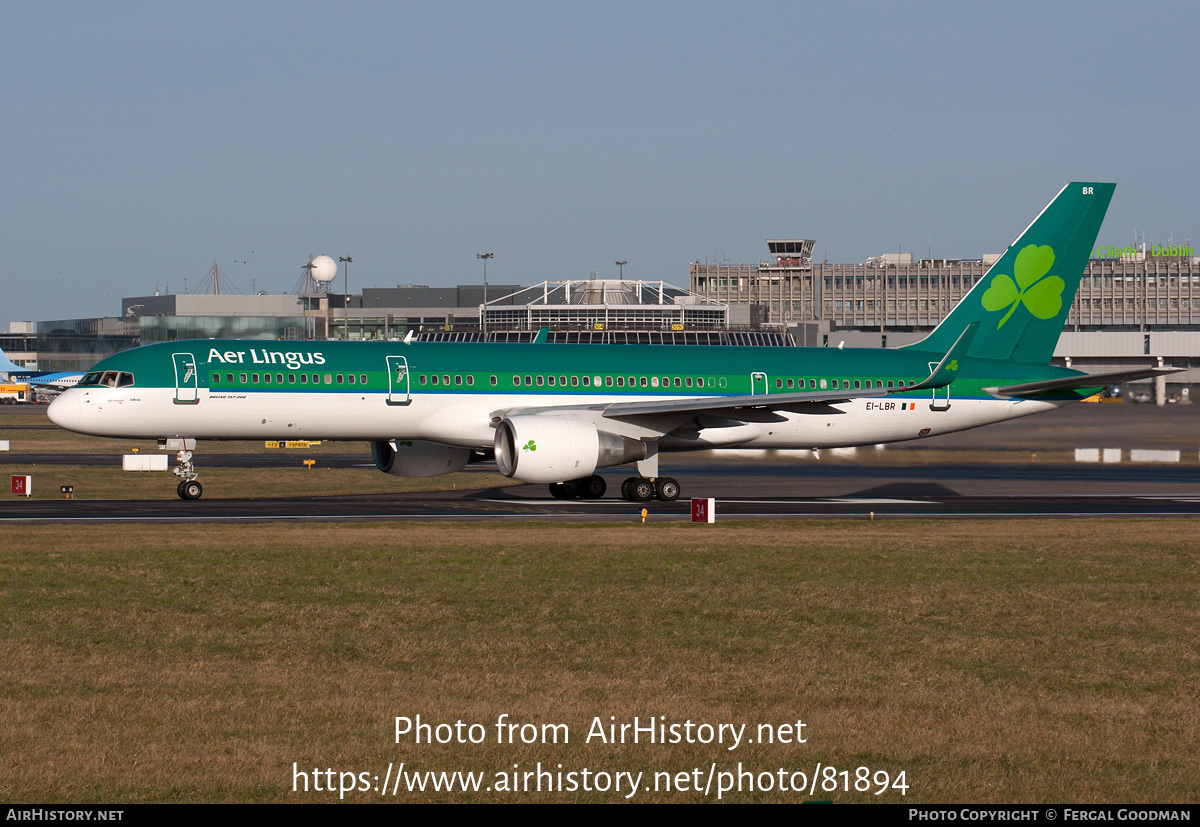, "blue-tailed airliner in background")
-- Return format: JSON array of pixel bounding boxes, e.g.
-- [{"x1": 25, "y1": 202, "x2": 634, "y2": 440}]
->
[{"x1": 0, "y1": 346, "x2": 86, "y2": 397}]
